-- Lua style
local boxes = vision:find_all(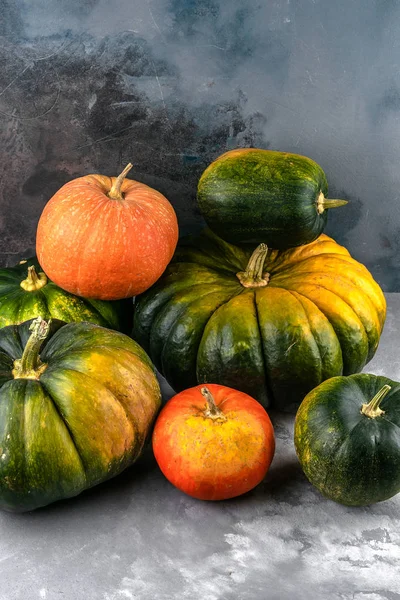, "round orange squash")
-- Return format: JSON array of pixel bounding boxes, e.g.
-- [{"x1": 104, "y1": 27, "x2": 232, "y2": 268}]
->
[
  {"x1": 36, "y1": 164, "x2": 179, "y2": 300},
  {"x1": 152, "y1": 384, "x2": 275, "y2": 501}
]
